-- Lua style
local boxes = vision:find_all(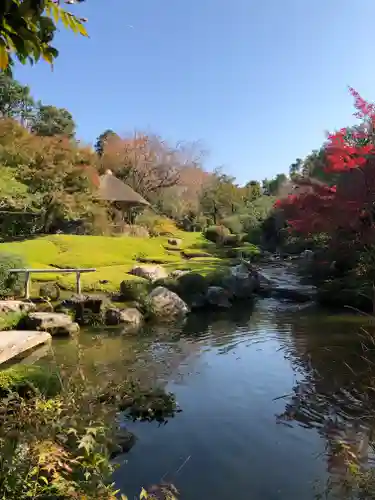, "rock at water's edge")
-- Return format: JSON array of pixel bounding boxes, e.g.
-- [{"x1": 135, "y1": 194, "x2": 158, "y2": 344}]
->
[
  {"x1": 104, "y1": 307, "x2": 143, "y2": 328},
  {"x1": 22, "y1": 312, "x2": 79, "y2": 337},
  {"x1": 147, "y1": 286, "x2": 189, "y2": 320}
]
